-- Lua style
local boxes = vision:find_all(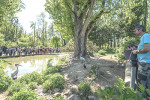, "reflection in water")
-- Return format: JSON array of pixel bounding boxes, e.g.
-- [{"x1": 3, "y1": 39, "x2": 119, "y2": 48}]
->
[
  {"x1": 52, "y1": 57, "x2": 58, "y2": 66},
  {"x1": 4, "y1": 55, "x2": 57, "y2": 78}
]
